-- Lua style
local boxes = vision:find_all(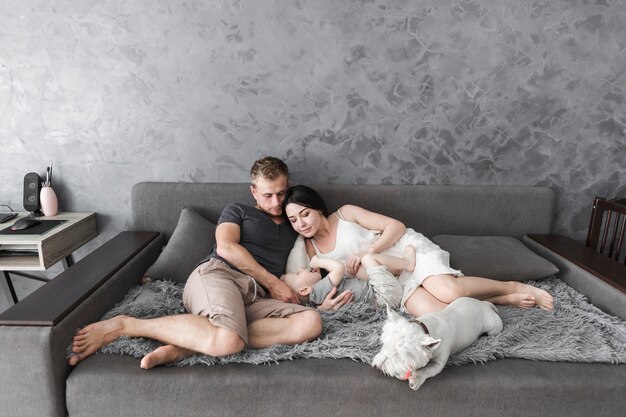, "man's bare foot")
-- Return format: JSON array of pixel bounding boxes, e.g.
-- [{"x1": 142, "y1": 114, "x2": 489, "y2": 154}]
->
[
  {"x1": 140, "y1": 345, "x2": 192, "y2": 369},
  {"x1": 68, "y1": 316, "x2": 128, "y2": 366},
  {"x1": 515, "y1": 282, "x2": 554, "y2": 311},
  {"x1": 403, "y1": 245, "x2": 416, "y2": 272}
]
